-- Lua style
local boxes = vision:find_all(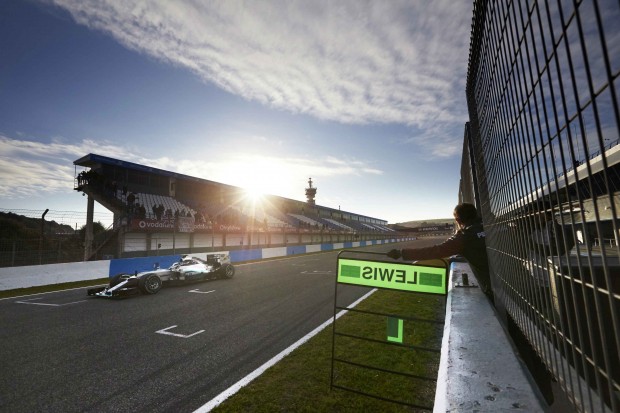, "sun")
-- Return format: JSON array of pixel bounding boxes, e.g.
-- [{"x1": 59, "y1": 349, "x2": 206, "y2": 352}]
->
[
  {"x1": 243, "y1": 186, "x2": 264, "y2": 204},
  {"x1": 219, "y1": 155, "x2": 291, "y2": 207}
]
